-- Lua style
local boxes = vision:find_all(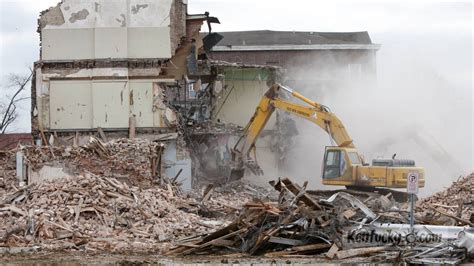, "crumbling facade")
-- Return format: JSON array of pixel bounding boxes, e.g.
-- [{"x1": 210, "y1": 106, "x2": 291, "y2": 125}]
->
[{"x1": 33, "y1": 0, "x2": 200, "y2": 135}]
